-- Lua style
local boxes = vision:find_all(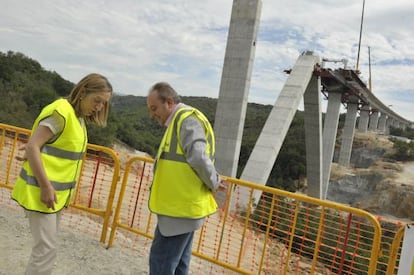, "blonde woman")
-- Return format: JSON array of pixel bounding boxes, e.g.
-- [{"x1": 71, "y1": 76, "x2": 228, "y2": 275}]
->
[{"x1": 12, "y1": 73, "x2": 113, "y2": 275}]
